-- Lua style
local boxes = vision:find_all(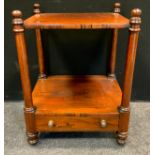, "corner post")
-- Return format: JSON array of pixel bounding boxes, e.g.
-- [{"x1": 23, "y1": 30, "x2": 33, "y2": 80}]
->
[
  {"x1": 108, "y1": 2, "x2": 121, "y2": 78},
  {"x1": 33, "y1": 3, "x2": 46, "y2": 79},
  {"x1": 12, "y1": 10, "x2": 38, "y2": 144},
  {"x1": 117, "y1": 8, "x2": 142, "y2": 145}
]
